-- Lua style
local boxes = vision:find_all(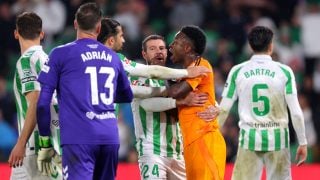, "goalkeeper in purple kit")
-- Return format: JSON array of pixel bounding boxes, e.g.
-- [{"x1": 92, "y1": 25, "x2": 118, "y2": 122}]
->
[{"x1": 36, "y1": 3, "x2": 133, "y2": 180}]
